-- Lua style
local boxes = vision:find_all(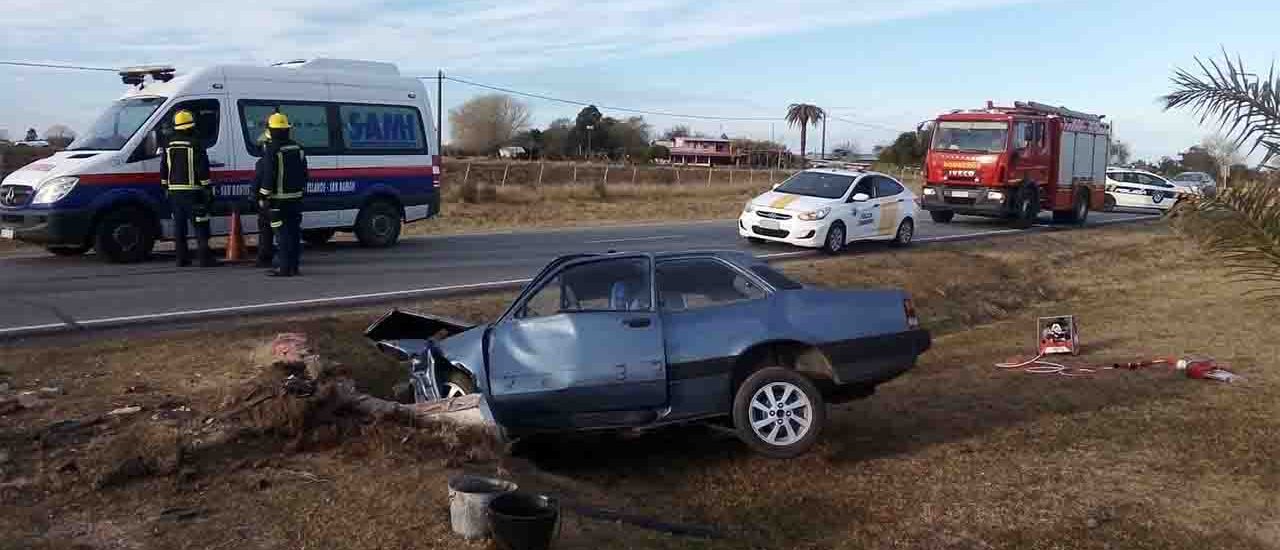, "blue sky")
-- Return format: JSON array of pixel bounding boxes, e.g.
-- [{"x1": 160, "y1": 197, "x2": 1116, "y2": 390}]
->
[{"x1": 1, "y1": 0, "x2": 1276, "y2": 161}]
